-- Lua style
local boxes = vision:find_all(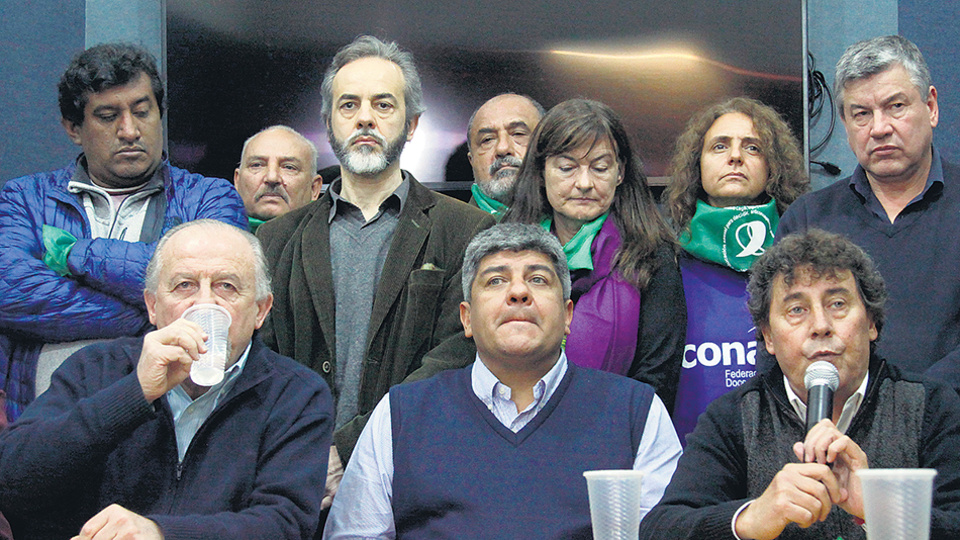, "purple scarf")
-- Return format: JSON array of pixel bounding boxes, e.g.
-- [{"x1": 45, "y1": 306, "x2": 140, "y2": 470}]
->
[{"x1": 564, "y1": 217, "x2": 641, "y2": 375}]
